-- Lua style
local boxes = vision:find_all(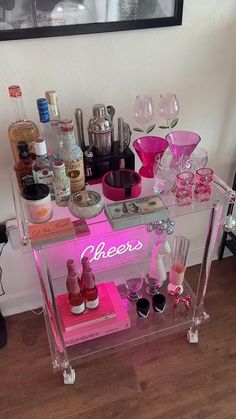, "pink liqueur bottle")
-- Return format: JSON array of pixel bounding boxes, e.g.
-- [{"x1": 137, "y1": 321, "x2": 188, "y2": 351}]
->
[
  {"x1": 69, "y1": 272, "x2": 85, "y2": 315},
  {"x1": 84, "y1": 268, "x2": 99, "y2": 309}
]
